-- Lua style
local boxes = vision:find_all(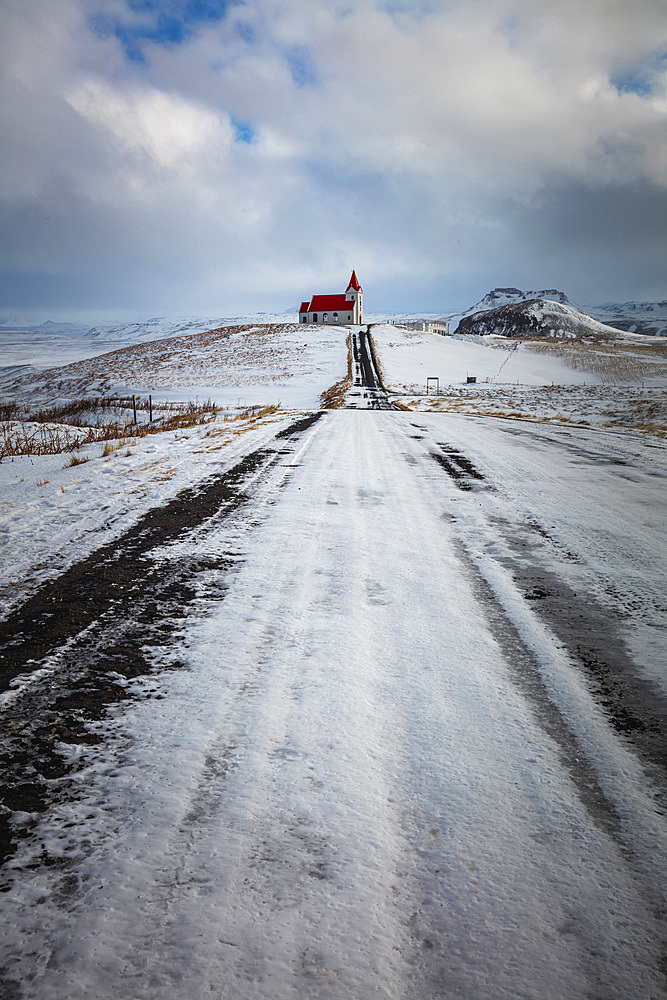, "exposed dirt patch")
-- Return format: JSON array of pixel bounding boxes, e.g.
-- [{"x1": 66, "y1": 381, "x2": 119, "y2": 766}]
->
[
  {"x1": 501, "y1": 549, "x2": 667, "y2": 782},
  {"x1": 0, "y1": 413, "x2": 322, "y2": 870},
  {"x1": 431, "y1": 443, "x2": 489, "y2": 491}
]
